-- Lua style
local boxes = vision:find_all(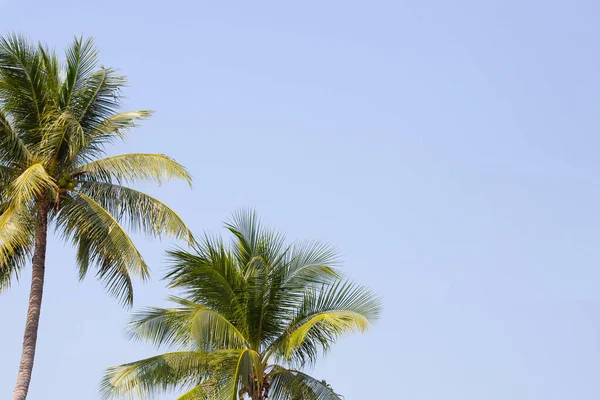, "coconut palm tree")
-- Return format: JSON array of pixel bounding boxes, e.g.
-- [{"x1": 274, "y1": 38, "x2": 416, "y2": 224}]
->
[
  {"x1": 0, "y1": 35, "x2": 193, "y2": 400},
  {"x1": 101, "y1": 210, "x2": 381, "y2": 400}
]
